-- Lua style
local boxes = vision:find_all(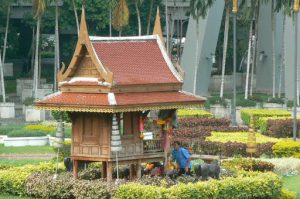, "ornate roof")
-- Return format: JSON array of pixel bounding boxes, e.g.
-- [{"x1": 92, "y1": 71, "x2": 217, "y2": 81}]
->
[
  {"x1": 36, "y1": 6, "x2": 205, "y2": 112},
  {"x1": 36, "y1": 91, "x2": 205, "y2": 113}
]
